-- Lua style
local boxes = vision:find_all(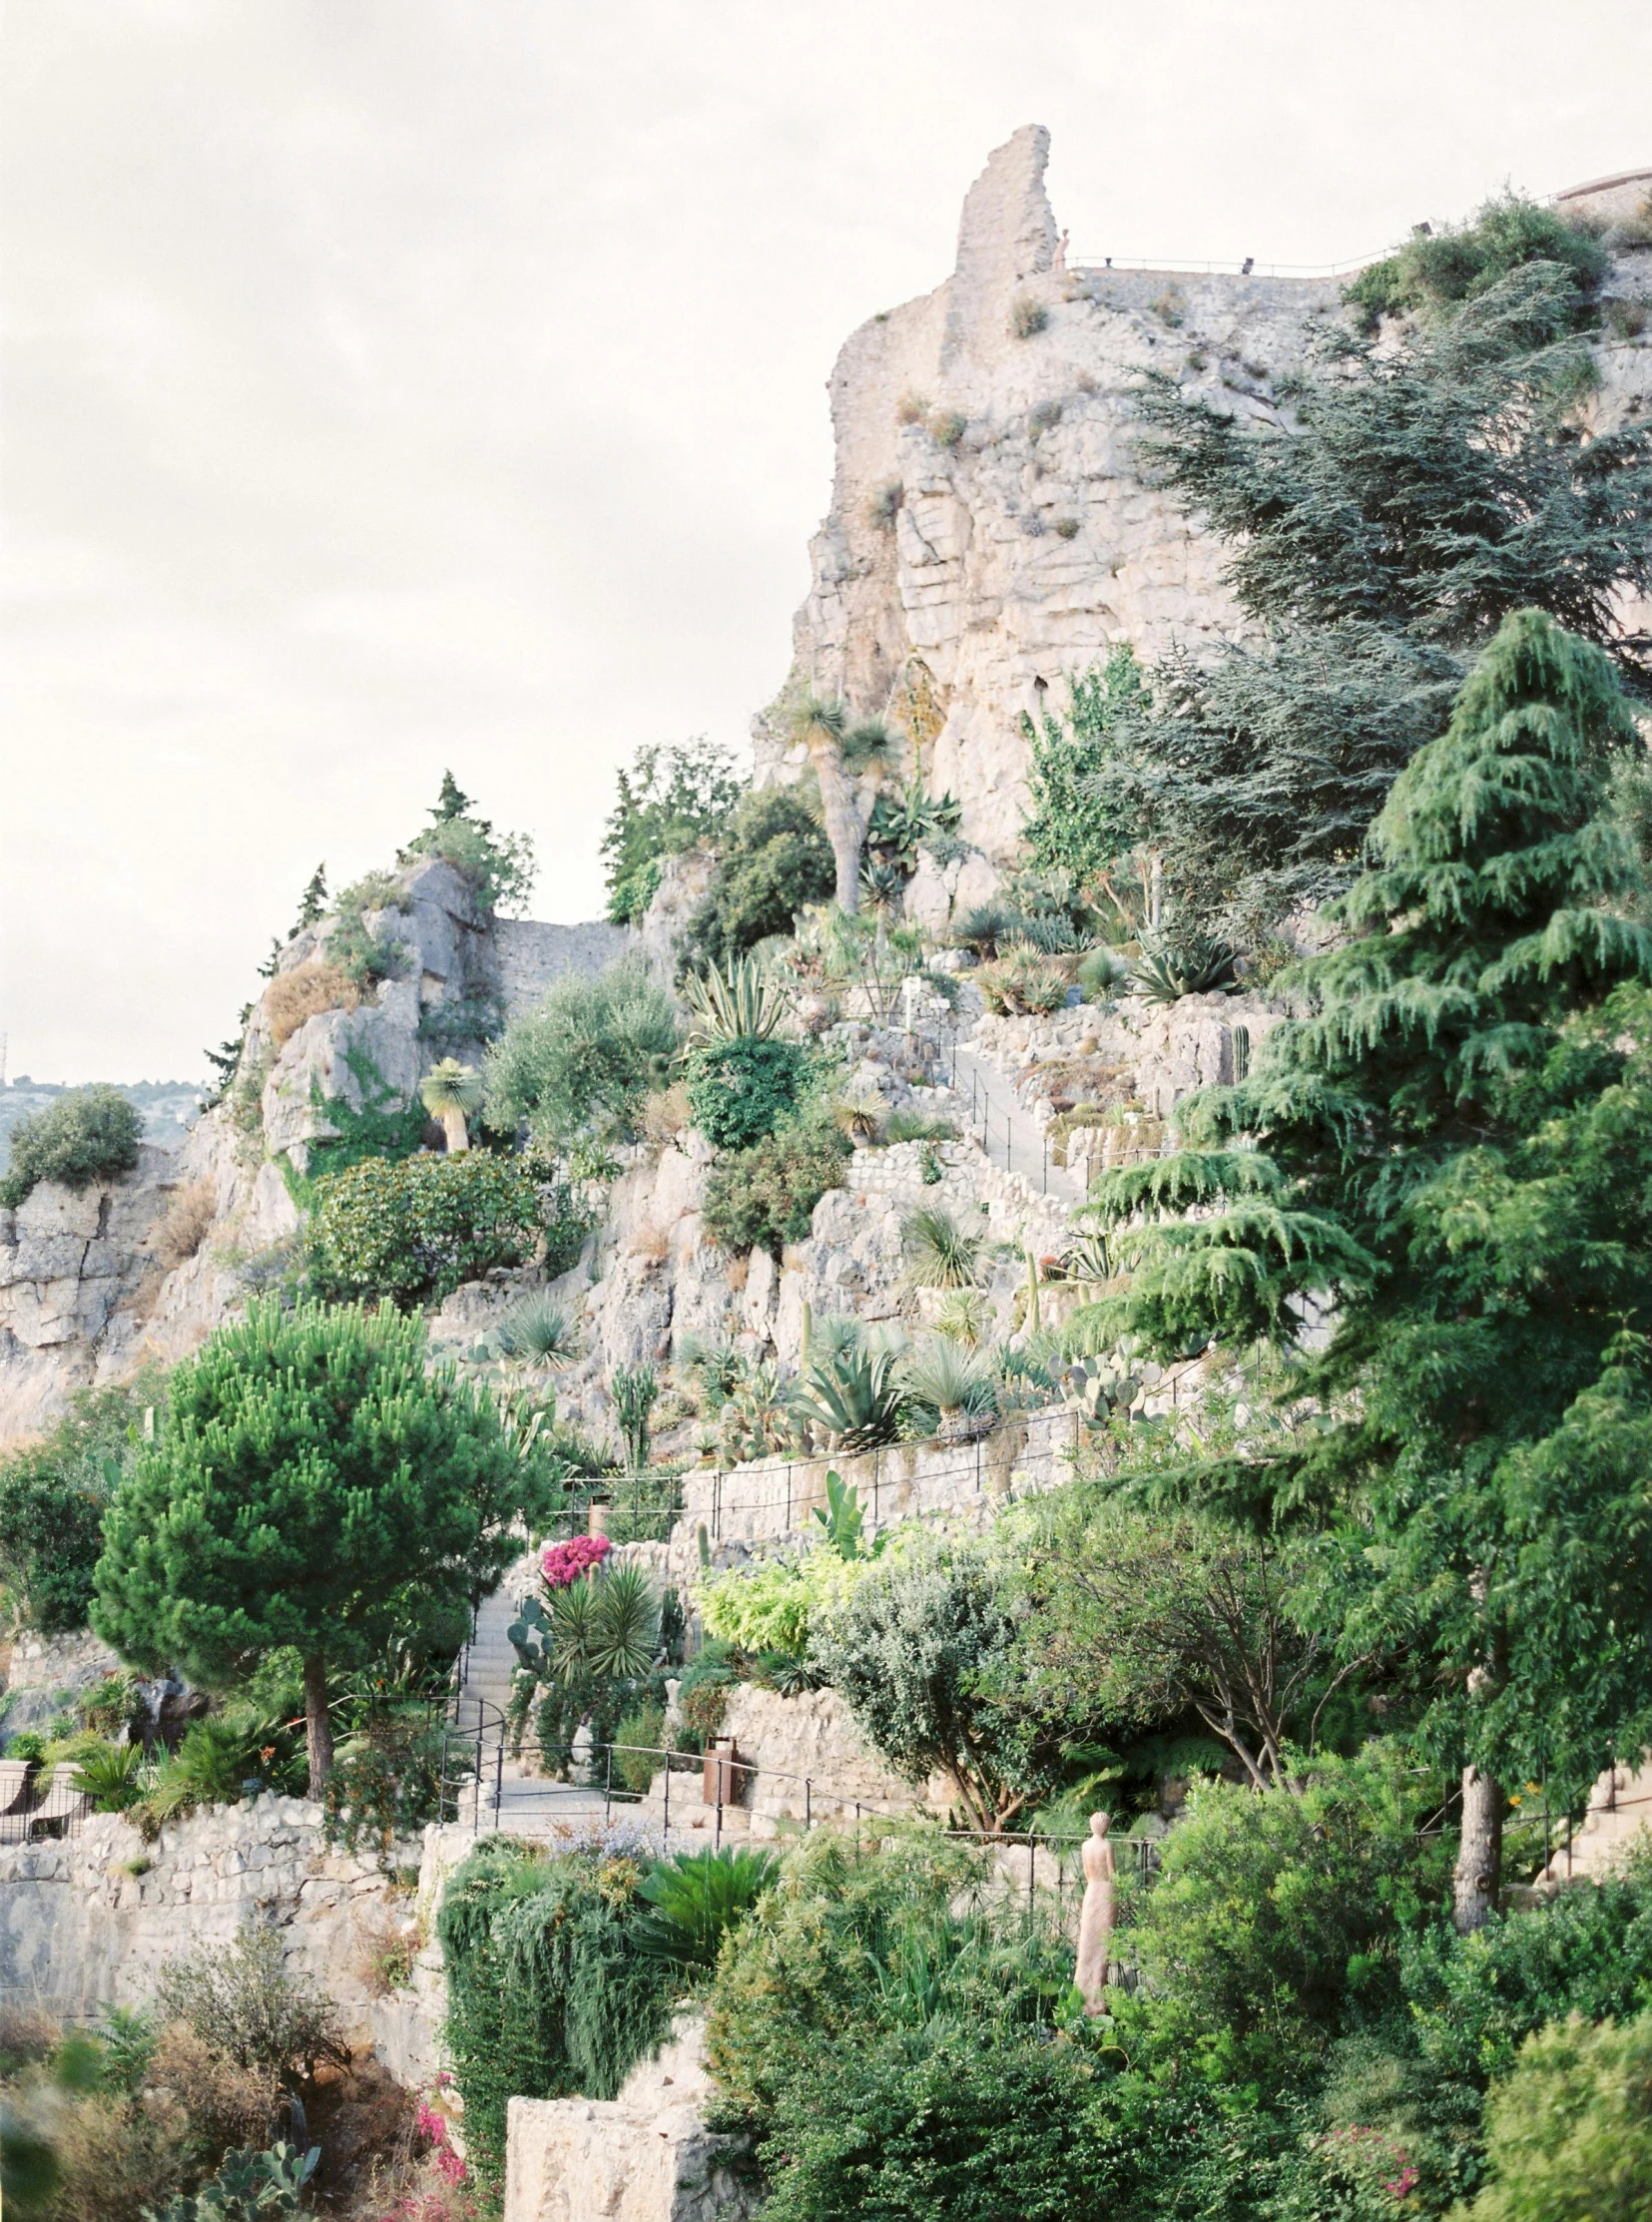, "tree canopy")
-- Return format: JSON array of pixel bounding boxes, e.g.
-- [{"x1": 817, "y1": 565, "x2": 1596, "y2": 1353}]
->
[{"x1": 94, "y1": 1300, "x2": 561, "y2": 1791}]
